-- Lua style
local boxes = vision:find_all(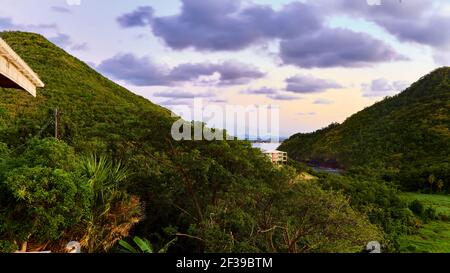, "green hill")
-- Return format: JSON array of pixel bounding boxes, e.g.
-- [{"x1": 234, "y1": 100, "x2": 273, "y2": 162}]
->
[
  {"x1": 0, "y1": 31, "x2": 175, "y2": 151},
  {"x1": 0, "y1": 31, "x2": 268, "y2": 251},
  {"x1": 280, "y1": 67, "x2": 450, "y2": 190},
  {"x1": 0, "y1": 31, "x2": 384, "y2": 253}
]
